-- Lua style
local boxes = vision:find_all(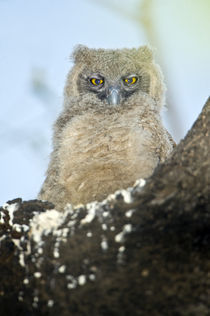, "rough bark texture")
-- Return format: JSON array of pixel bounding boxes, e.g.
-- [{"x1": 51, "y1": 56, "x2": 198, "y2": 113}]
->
[{"x1": 0, "y1": 98, "x2": 209, "y2": 316}]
